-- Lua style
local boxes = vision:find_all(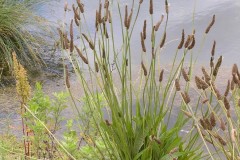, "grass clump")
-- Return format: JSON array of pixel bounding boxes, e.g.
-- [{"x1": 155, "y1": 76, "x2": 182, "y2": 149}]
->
[
  {"x1": 1, "y1": 0, "x2": 240, "y2": 160},
  {"x1": 0, "y1": 0, "x2": 47, "y2": 75}
]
